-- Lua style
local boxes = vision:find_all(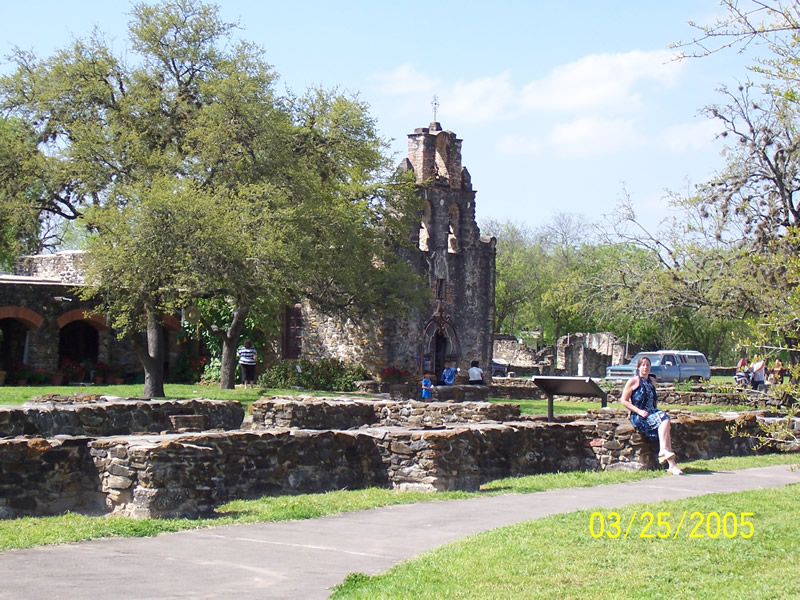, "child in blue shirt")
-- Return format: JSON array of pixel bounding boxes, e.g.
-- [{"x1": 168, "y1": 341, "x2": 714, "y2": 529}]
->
[
  {"x1": 421, "y1": 373, "x2": 433, "y2": 399},
  {"x1": 441, "y1": 361, "x2": 456, "y2": 385}
]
